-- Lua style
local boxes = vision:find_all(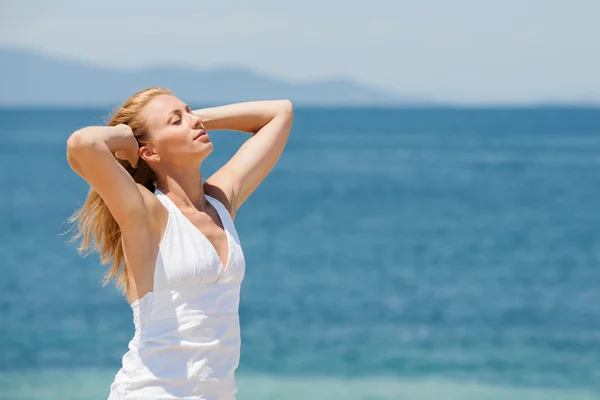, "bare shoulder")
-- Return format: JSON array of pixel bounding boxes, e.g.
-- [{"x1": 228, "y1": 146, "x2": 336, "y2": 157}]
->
[
  {"x1": 136, "y1": 184, "x2": 163, "y2": 211},
  {"x1": 204, "y1": 180, "x2": 236, "y2": 220},
  {"x1": 124, "y1": 183, "x2": 168, "y2": 234}
]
